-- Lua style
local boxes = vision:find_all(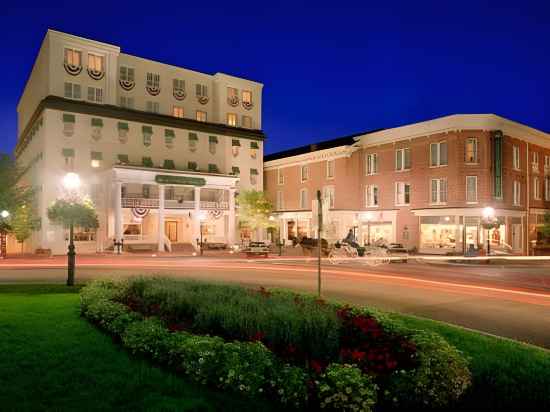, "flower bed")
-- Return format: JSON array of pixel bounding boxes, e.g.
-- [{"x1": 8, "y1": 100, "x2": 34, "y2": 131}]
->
[{"x1": 80, "y1": 278, "x2": 471, "y2": 411}]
